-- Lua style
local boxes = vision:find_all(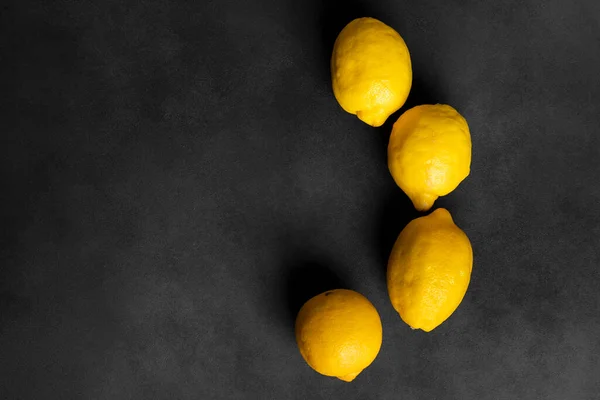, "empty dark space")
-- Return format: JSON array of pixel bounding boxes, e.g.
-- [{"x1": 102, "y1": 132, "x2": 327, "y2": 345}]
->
[{"x1": 2, "y1": 0, "x2": 600, "y2": 399}]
